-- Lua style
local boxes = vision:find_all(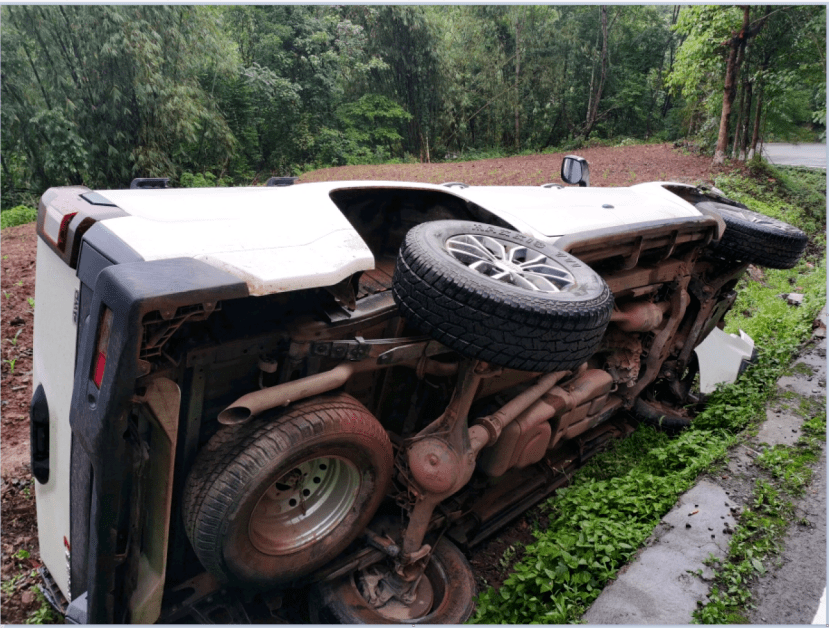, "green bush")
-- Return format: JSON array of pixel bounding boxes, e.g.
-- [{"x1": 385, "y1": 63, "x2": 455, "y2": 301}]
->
[
  {"x1": 1, "y1": 205, "x2": 37, "y2": 229},
  {"x1": 179, "y1": 172, "x2": 231, "y2": 188}
]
